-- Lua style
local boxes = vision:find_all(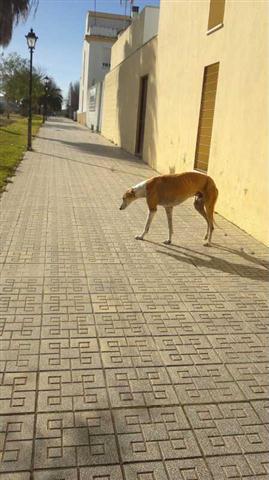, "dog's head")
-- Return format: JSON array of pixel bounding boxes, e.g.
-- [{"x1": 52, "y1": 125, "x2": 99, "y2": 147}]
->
[{"x1": 119, "y1": 188, "x2": 136, "y2": 210}]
